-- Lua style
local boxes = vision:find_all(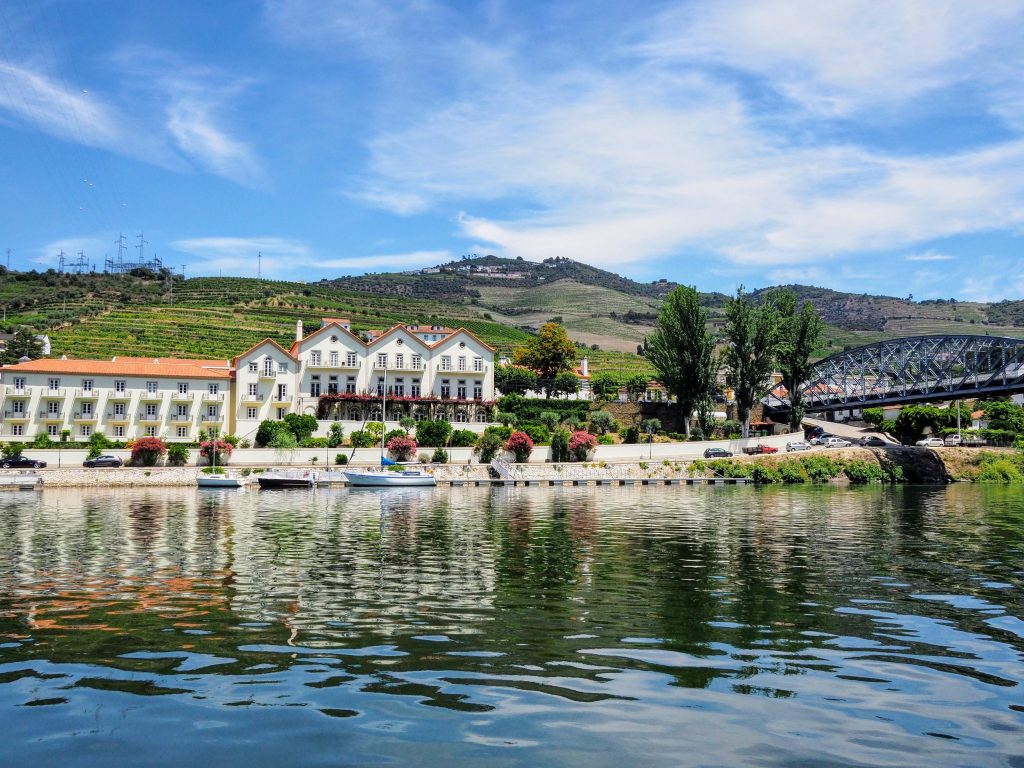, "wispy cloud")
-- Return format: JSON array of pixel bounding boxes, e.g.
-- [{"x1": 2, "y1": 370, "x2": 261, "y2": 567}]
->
[
  {"x1": 166, "y1": 96, "x2": 264, "y2": 186},
  {"x1": 171, "y1": 236, "x2": 310, "y2": 276},
  {"x1": 316, "y1": 250, "x2": 451, "y2": 271},
  {"x1": 906, "y1": 250, "x2": 955, "y2": 262}
]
